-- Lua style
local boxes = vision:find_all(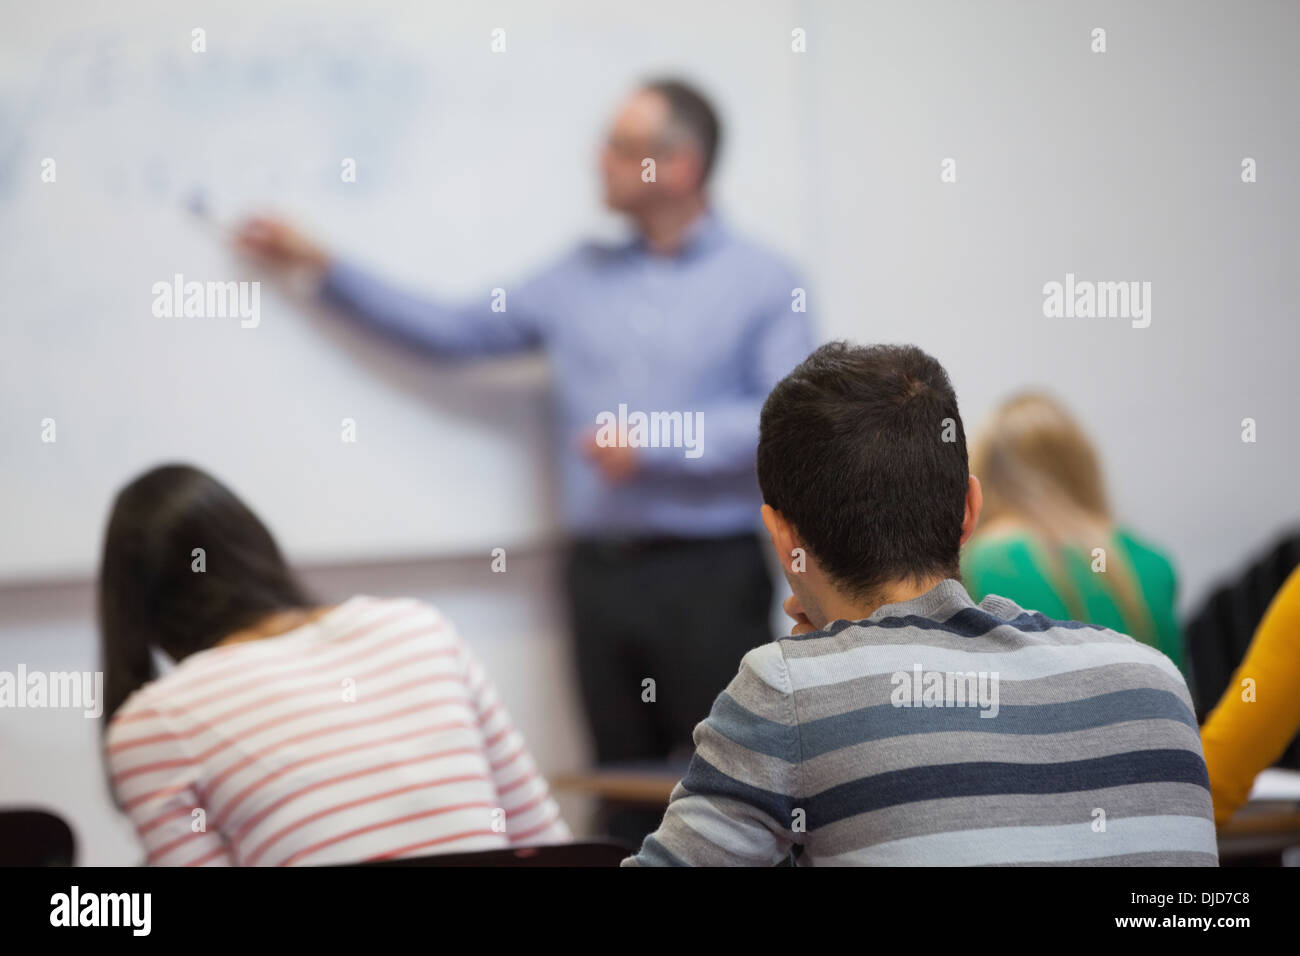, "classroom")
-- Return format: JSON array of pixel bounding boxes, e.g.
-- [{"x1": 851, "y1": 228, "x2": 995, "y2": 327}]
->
[{"x1": 0, "y1": 0, "x2": 1297, "y2": 933}]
